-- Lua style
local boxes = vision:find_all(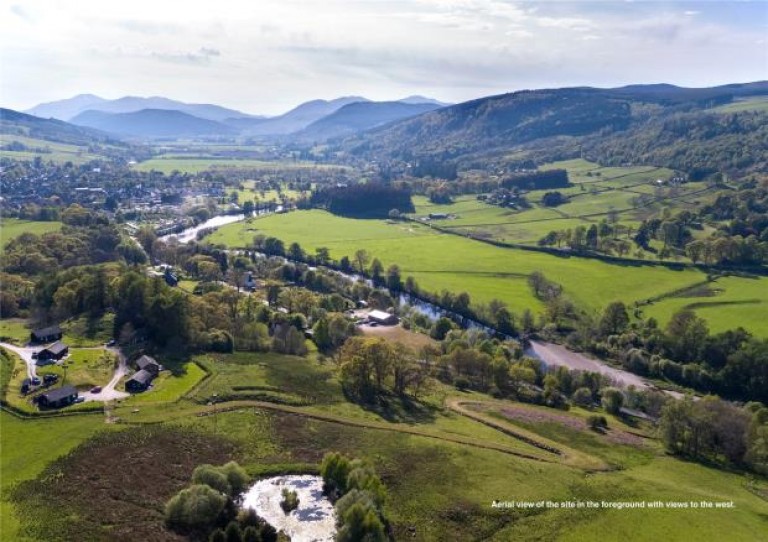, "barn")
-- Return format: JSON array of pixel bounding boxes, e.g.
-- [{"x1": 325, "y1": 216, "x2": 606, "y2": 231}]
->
[
  {"x1": 37, "y1": 385, "x2": 78, "y2": 409},
  {"x1": 135, "y1": 355, "x2": 161, "y2": 375}
]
